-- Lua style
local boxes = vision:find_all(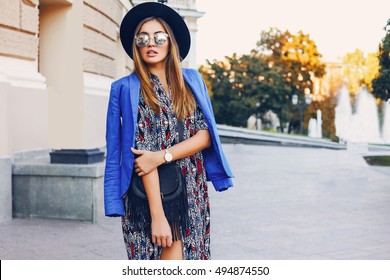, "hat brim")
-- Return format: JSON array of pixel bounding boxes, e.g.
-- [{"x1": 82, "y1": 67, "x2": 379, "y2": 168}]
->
[{"x1": 120, "y1": 2, "x2": 191, "y2": 61}]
